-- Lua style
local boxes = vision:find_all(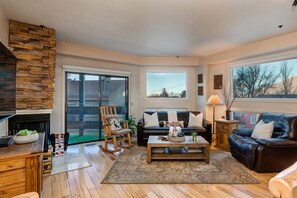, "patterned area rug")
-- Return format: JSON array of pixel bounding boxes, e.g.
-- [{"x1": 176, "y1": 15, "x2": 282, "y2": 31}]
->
[{"x1": 102, "y1": 147, "x2": 259, "y2": 184}]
